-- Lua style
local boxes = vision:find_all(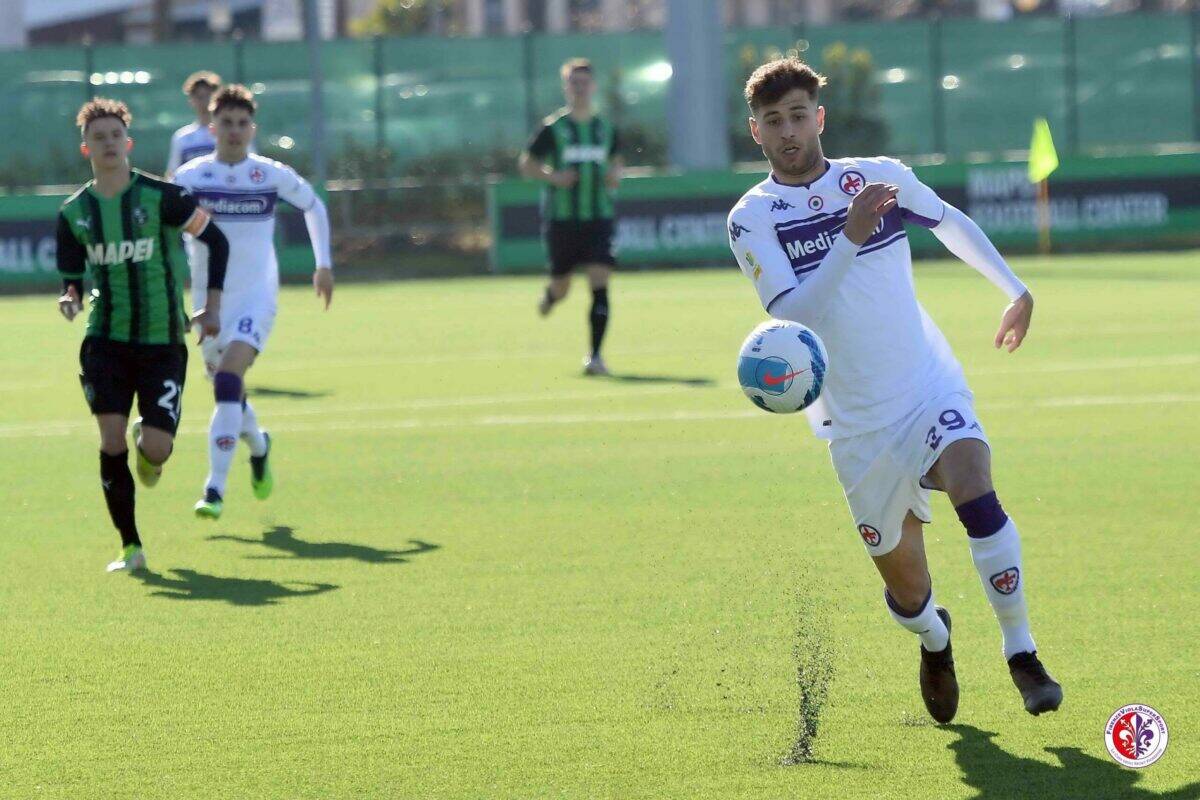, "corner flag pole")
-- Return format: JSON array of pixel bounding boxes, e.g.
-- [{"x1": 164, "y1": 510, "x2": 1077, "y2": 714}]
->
[{"x1": 1028, "y1": 117, "x2": 1059, "y2": 256}]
